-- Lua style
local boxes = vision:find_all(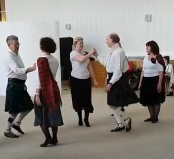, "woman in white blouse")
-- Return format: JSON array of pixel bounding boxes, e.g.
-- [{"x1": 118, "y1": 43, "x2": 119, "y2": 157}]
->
[
  {"x1": 70, "y1": 37, "x2": 98, "y2": 127},
  {"x1": 139, "y1": 41, "x2": 165, "y2": 123},
  {"x1": 163, "y1": 56, "x2": 174, "y2": 96},
  {"x1": 95, "y1": 33, "x2": 139, "y2": 132}
]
